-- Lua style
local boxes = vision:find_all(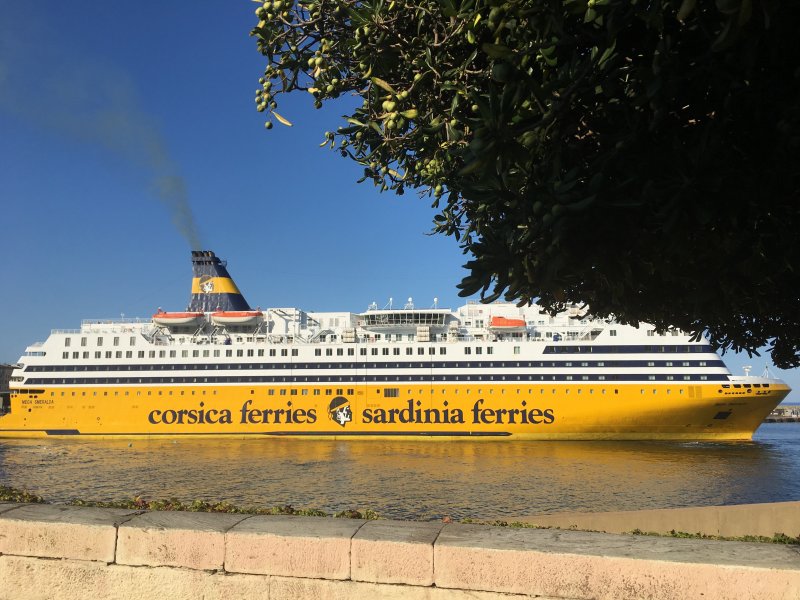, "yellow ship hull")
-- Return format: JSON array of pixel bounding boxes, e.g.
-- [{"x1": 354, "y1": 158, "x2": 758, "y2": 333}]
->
[{"x1": 1, "y1": 381, "x2": 788, "y2": 441}]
